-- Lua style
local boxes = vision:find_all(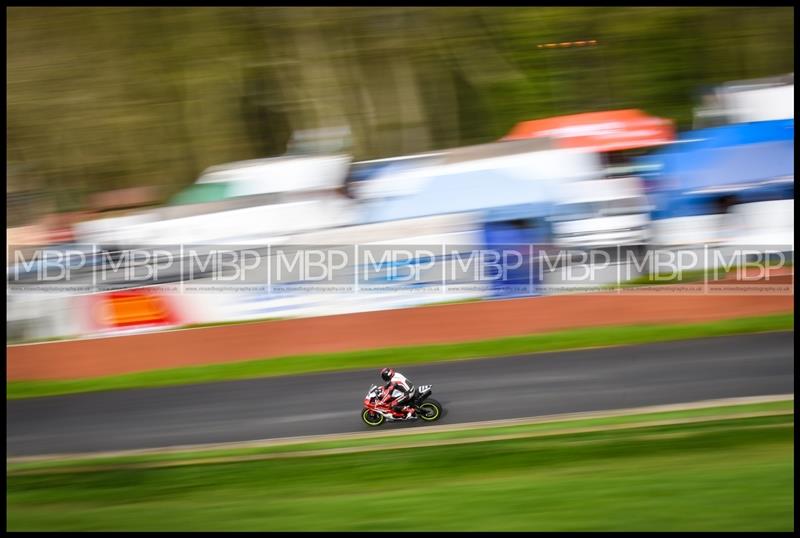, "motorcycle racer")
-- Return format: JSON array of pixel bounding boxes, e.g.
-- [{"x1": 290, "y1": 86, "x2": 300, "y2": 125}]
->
[{"x1": 379, "y1": 368, "x2": 416, "y2": 419}]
